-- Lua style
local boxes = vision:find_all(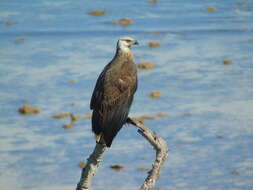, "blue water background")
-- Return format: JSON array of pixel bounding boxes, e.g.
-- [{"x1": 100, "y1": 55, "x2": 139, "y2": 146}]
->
[{"x1": 1, "y1": 0, "x2": 253, "y2": 190}]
